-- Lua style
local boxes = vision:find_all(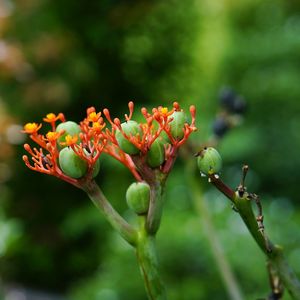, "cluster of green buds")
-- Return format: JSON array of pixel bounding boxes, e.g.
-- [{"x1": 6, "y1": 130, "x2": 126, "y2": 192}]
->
[{"x1": 22, "y1": 102, "x2": 197, "y2": 195}]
